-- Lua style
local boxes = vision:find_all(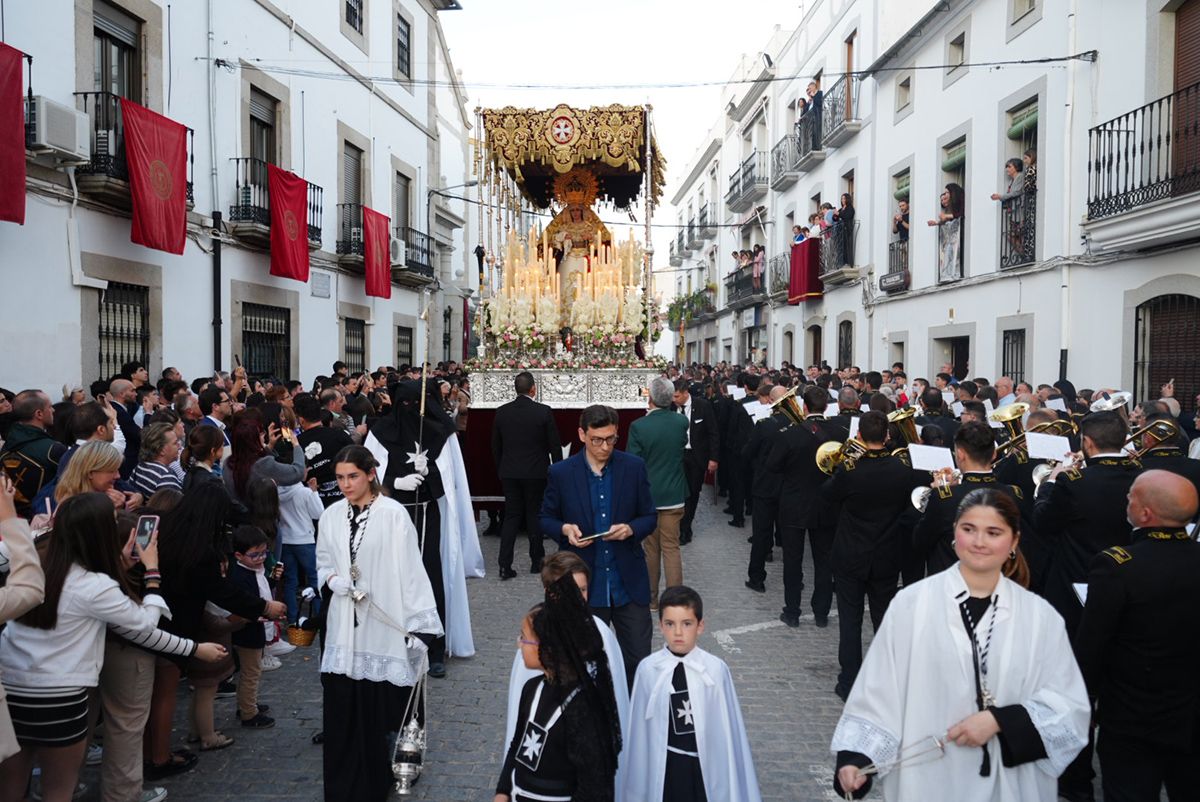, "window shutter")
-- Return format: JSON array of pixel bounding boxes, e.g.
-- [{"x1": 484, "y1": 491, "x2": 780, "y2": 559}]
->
[
  {"x1": 343, "y1": 144, "x2": 362, "y2": 206},
  {"x1": 249, "y1": 88, "x2": 276, "y2": 125},
  {"x1": 1177, "y1": 0, "x2": 1200, "y2": 91},
  {"x1": 394, "y1": 173, "x2": 410, "y2": 228},
  {"x1": 94, "y1": 0, "x2": 139, "y2": 47}
]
